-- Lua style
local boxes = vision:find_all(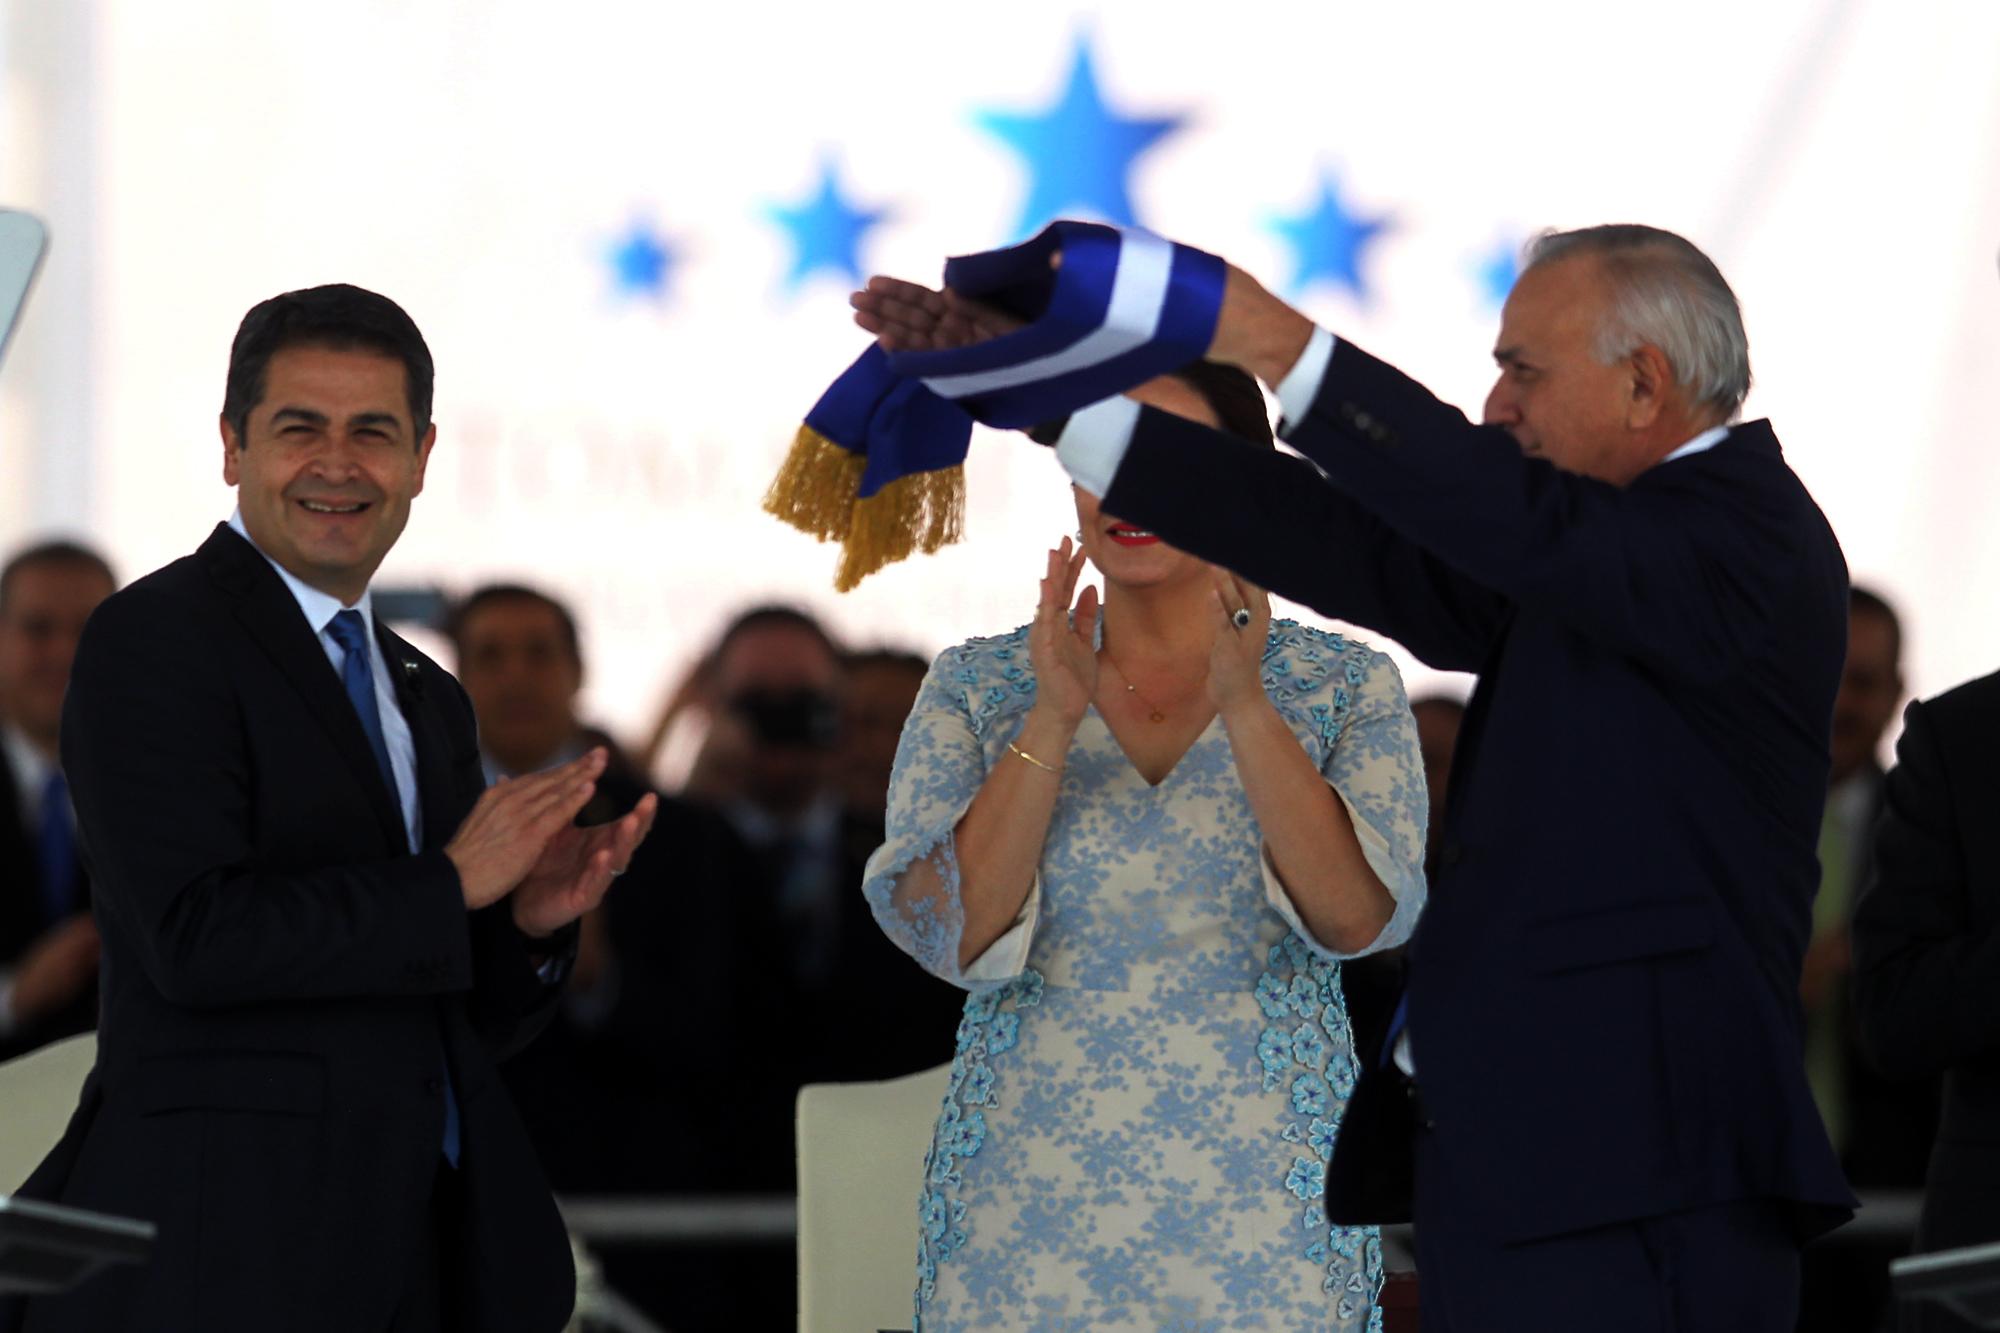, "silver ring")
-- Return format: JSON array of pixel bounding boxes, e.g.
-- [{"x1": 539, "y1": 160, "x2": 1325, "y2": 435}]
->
[
  {"x1": 1230, "y1": 607, "x2": 1252, "y2": 630},
  {"x1": 610, "y1": 867, "x2": 627, "y2": 877}
]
